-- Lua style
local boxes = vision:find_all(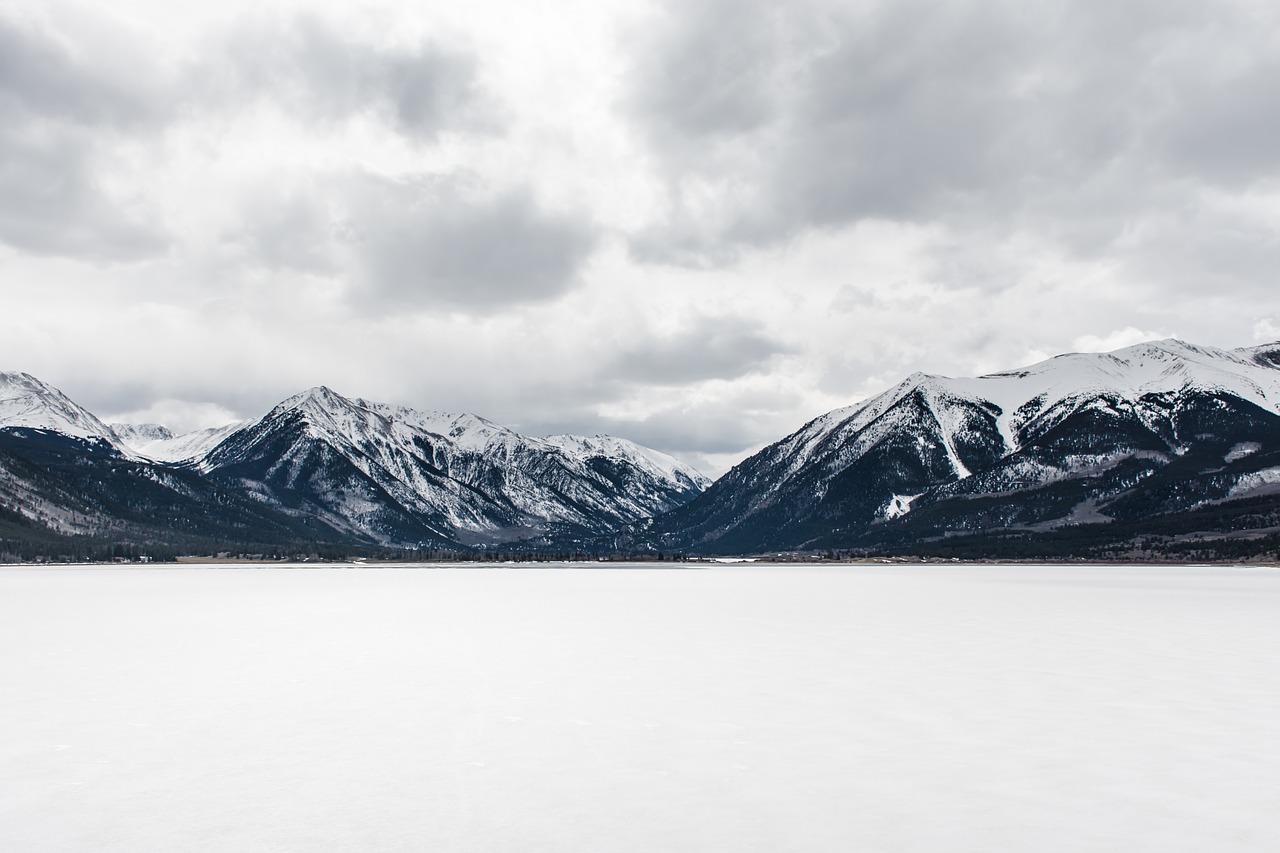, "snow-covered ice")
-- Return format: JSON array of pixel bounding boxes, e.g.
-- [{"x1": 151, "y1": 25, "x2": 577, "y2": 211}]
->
[{"x1": 2, "y1": 563, "x2": 1278, "y2": 852}]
